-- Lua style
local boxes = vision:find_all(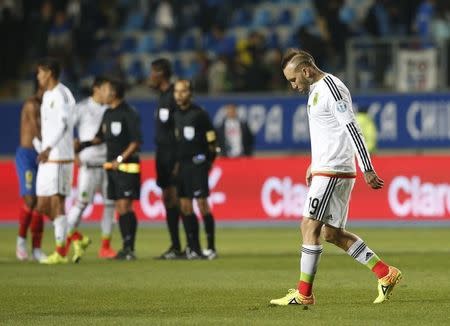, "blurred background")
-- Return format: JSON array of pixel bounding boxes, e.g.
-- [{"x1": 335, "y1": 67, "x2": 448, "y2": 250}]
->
[{"x1": 0, "y1": 0, "x2": 449, "y2": 223}]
